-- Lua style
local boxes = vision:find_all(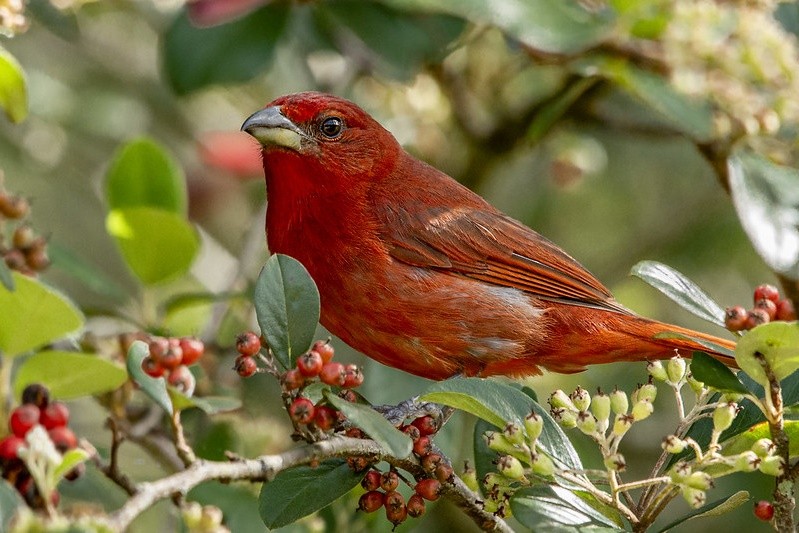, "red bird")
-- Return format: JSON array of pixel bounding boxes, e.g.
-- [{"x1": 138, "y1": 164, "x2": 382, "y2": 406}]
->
[{"x1": 242, "y1": 92, "x2": 735, "y2": 380}]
